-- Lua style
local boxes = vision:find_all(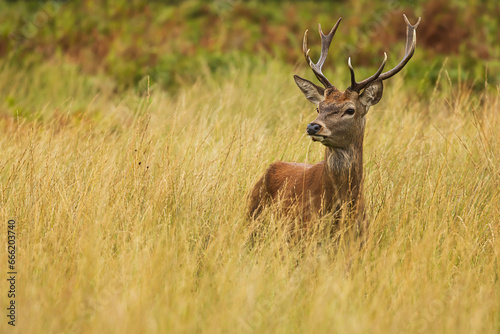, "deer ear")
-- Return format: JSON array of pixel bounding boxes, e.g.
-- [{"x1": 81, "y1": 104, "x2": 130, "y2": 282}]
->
[
  {"x1": 359, "y1": 80, "x2": 383, "y2": 109},
  {"x1": 293, "y1": 75, "x2": 325, "y2": 105}
]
